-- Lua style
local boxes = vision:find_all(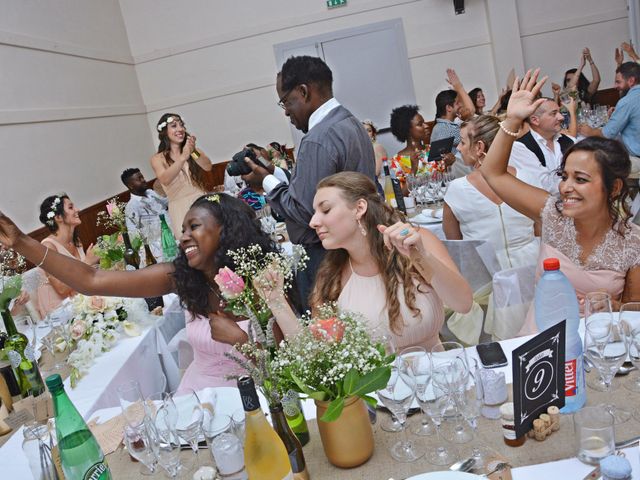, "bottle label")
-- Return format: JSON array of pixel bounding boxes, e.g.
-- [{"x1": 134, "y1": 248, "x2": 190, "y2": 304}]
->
[
  {"x1": 565, "y1": 358, "x2": 577, "y2": 397},
  {"x1": 84, "y1": 461, "x2": 110, "y2": 480},
  {"x1": 501, "y1": 422, "x2": 517, "y2": 440}
]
